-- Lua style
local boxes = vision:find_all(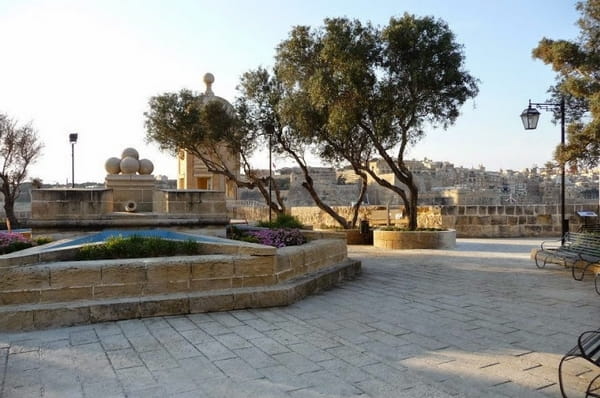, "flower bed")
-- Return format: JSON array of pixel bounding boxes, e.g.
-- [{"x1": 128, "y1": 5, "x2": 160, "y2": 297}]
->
[{"x1": 227, "y1": 226, "x2": 307, "y2": 248}]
